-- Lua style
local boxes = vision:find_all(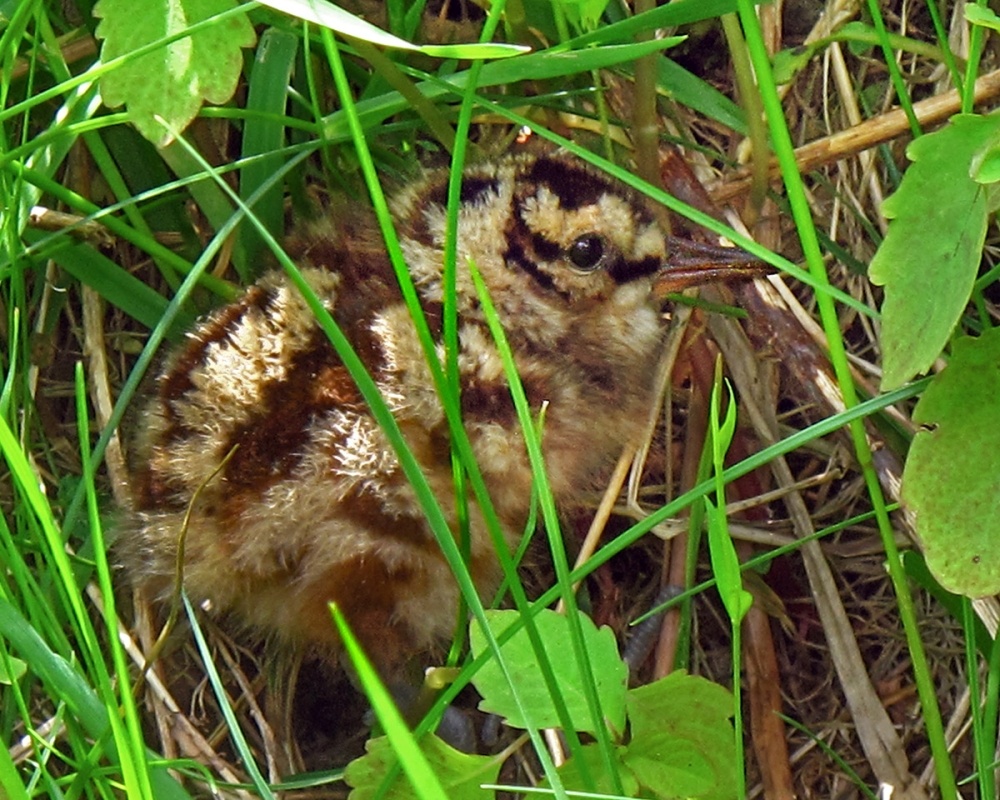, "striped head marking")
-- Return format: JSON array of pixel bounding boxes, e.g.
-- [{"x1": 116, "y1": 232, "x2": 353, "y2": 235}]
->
[
  {"x1": 503, "y1": 154, "x2": 667, "y2": 305},
  {"x1": 392, "y1": 153, "x2": 670, "y2": 323}
]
